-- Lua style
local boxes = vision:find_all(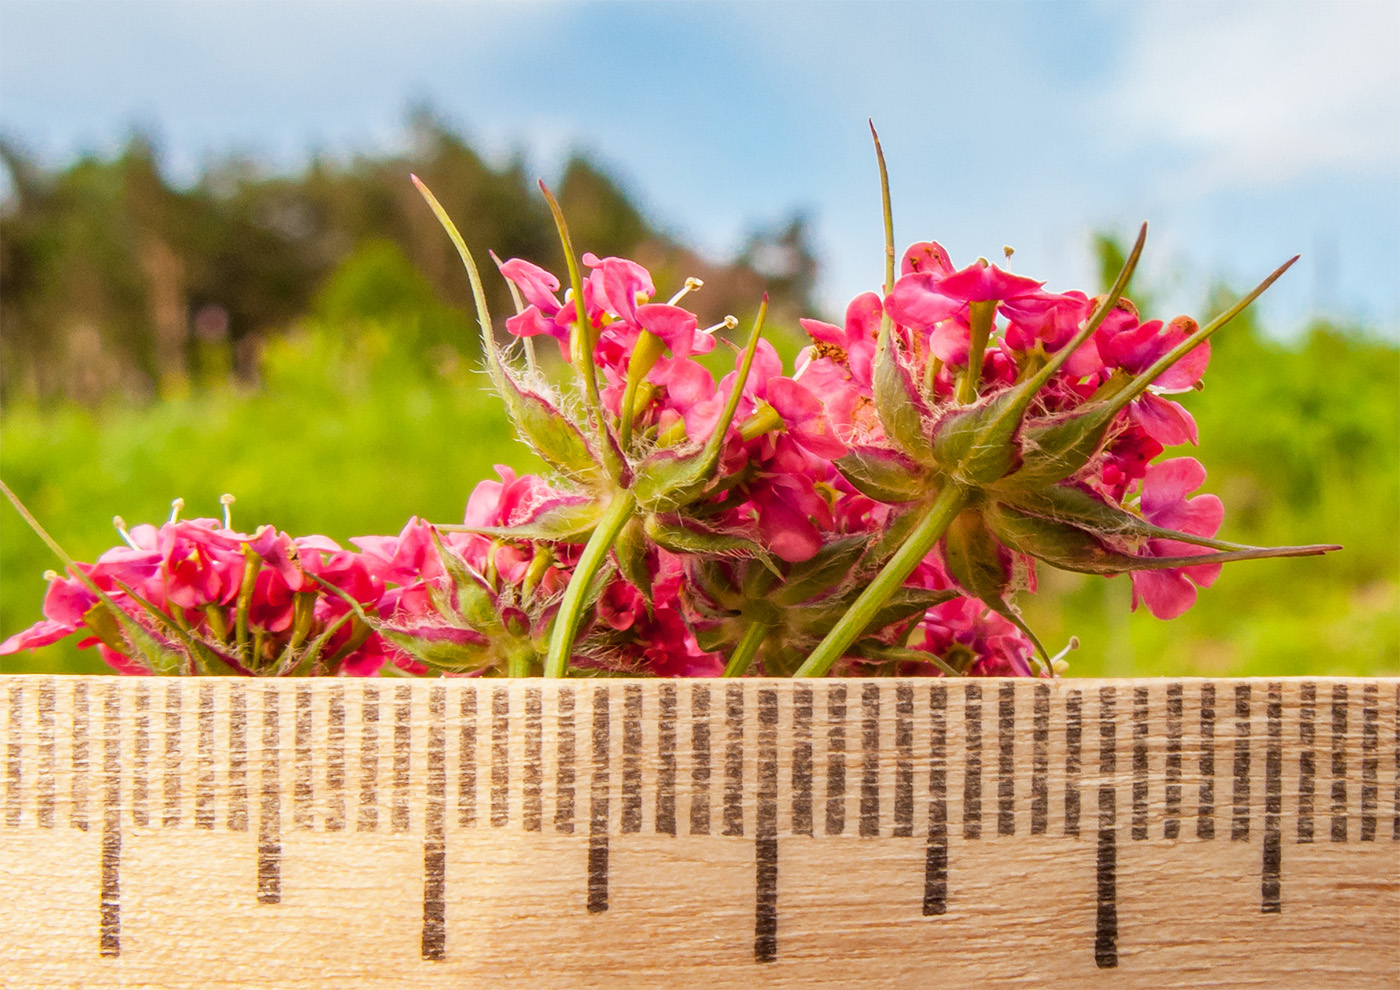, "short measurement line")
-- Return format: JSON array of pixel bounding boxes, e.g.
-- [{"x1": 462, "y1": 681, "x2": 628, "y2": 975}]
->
[
  {"x1": 229, "y1": 686, "x2": 249, "y2": 832},
  {"x1": 99, "y1": 683, "x2": 121, "y2": 958},
  {"x1": 555, "y1": 688, "x2": 575, "y2": 834},
  {"x1": 131, "y1": 684, "x2": 149, "y2": 828},
  {"x1": 1393, "y1": 683, "x2": 1399, "y2": 842},
  {"x1": 1031, "y1": 683, "x2": 1049, "y2": 836},
  {"x1": 326, "y1": 687, "x2": 346, "y2": 832},
  {"x1": 1064, "y1": 689, "x2": 1082, "y2": 838},
  {"x1": 923, "y1": 683, "x2": 948, "y2": 917},
  {"x1": 754, "y1": 688, "x2": 779, "y2": 964},
  {"x1": 1232, "y1": 684, "x2": 1251, "y2": 842},
  {"x1": 294, "y1": 686, "x2": 313, "y2": 830},
  {"x1": 656, "y1": 684, "x2": 677, "y2": 837},
  {"x1": 1132, "y1": 688, "x2": 1148, "y2": 841},
  {"x1": 392, "y1": 684, "x2": 411, "y2": 834},
  {"x1": 421, "y1": 685, "x2": 447, "y2": 962},
  {"x1": 689, "y1": 685, "x2": 710, "y2": 836},
  {"x1": 860, "y1": 683, "x2": 880, "y2": 839},
  {"x1": 71, "y1": 680, "x2": 89, "y2": 833},
  {"x1": 490, "y1": 687, "x2": 508, "y2": 828},
  {"x1": 1330, "y1": 684, "x2": 1348, "y2": 843},
  {"x1": 524, "y1": 687, "x2": 544, "y2": 833},
  {"x1": 825, "y1": 685, "x2": 846, "y2": 836},
  {"x1": 195, "y1": 683, "x2": 214, "y2": 830},
  {"x1": 1262, "y1": 683, "x2": 1283, "y2": 913},
  {"x1": 1164, "y1": 683, "x2": 1182, "y2": 839},
  {"x1": 37, "y1": 679, "x2": 55, "y2": 829},
  {"x1": 1095, "y1": 686, "x2": 1117, "y2": 970},
  {"x1": 161, "y1": 682, "x2": 180, "y2": 829},
  {"x1": 622, "y1": 685, "x2": 642, "y2": 834},
  {"x1": 458, "y1": 687, "x2": 476, "y2": 829},
  {"x1": 1197, "y1": 683, "x2": 1216, "y2": 840},
  {"x1": 357, "y1": 685, "x2": 379, "y2": 833},
  {"x1": 1298, "y1": 683, "x2": 1316, "y2": 843},
  {"x1": 1360, "y1": 683, "x2": 1377, "y2": 842},
  {"x1": 792, "y1": 685, "x2": 814, "y2": 837},
  {"x1": 587, "y1": 686, "x2": 611, "y2": 913},
  {"x1": 724, "y1": 686, "x2": 745, "y2": 837},
  {"x1": 6, "y1": 682, "x2": 21, "y2": 828},
  {"x1": 997, "y1": 682, "x2": 1015, "y2": 837},
  {"x1": 963, "y1": 683, "x2": 982, "y2": 840},
  {"x1": 894, "y1": 684, "x2": 914, "y2": 838},
  {"x1": 257, "y1": 687, "x2": 281, "y2": 905}
]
